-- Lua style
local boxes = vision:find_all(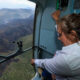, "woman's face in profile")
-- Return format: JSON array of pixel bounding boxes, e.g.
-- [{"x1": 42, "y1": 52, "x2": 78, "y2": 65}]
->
[
  {"x1": 57, "y1": 24, "x2": 66, "y2": 45},
  {"x1": 57, "y1": 24, "x2": 74, "y2": 46}
]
